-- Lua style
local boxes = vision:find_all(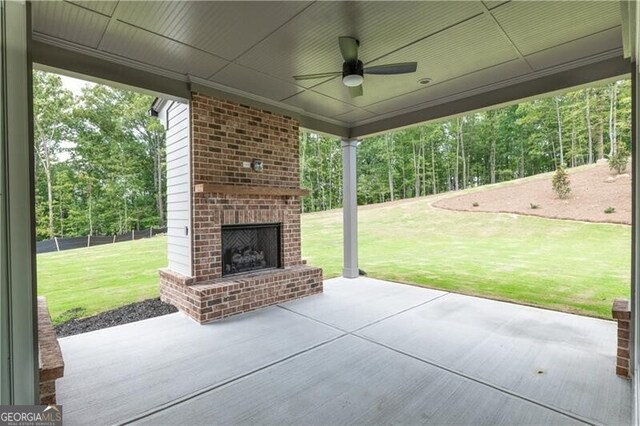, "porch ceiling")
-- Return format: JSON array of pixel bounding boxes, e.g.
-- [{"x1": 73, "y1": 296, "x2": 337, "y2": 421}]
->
[{"x1": 31, "y1": 1, "x2": 629, "y2": 138}]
